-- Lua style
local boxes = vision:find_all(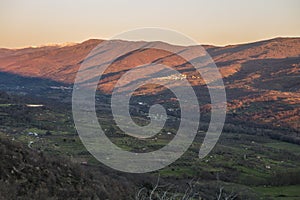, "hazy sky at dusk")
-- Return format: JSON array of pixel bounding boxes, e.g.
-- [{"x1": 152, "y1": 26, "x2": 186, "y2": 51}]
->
[{"x1": 1, "y1": 0, "x2": 299, "y2": 48}]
